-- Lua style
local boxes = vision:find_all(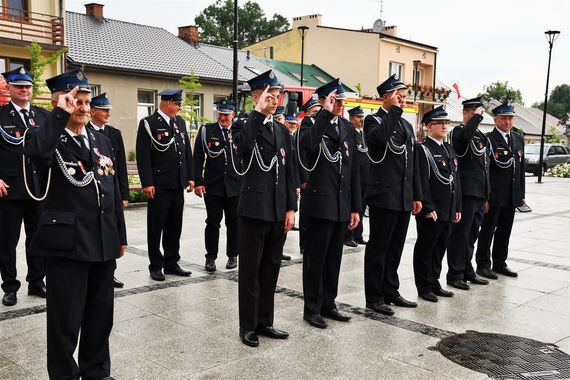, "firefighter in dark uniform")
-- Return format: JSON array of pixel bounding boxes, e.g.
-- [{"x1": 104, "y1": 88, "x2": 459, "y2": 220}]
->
[
  {"x1": 344, "y1": 106, "x2": 369, "y2": 247},
  {"x1": 475, "y1": 103, "x2": 525, "y2": 278},
  {"x1": 413, "y1": 106, "x2": 461, "y2": 302},
  {"x1": 136, "y1": 89, "x2": 194, "y2": 281},
  {"x1": 0, "y1": 67, "x2": 49, "y2": 306},
  {"x1": 446, "y1": 97, "x2": 490, "y2": 290},
  {"x1": 87, "y1": 92, "x2": 128, "y2": 288},
  {"x1": 24, "y1": 70, "x2": 127, "y2": 380},
  {"x1": 299, "y1": 79, "x2": 361, "y2": 328},
  {"x1": 363, "y1": 74, "x2": 423, "y2": 316},
  {"x1": 231, "y1": 70, "x2": 297, "y2": 347},
  {"x1": 297, "y1": 97, "x2": 321, "y2": 254},
  {"x1": 193, "y1": 100, "x2": 241, "y2": 272},
  {"x1": 274, "y1": 105, "x2": 285, "y2": 124}
]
